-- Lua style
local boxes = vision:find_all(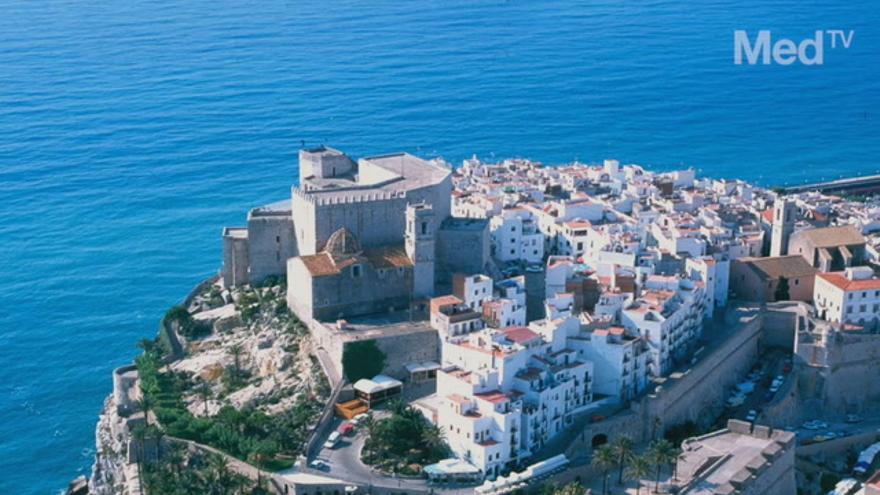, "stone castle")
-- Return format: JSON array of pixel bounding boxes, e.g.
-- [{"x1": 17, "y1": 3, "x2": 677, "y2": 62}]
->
[{"x1": 222, "y1": 146, "x2": 490, "y2": 321}]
